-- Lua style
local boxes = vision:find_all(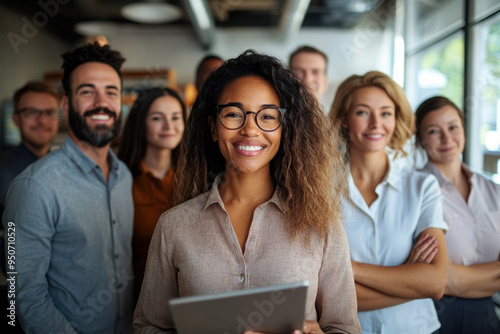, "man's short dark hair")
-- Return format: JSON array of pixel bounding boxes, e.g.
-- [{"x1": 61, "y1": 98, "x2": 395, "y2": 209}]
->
[
  {"x1": 195, "y1": 54, "x2": 224, "y2": 91},
  {"x1": 13, "y1": 81, "x2": 58, "y2": 112},
  {"x1": 61, "y1": 42, "x2": 126, "y2": 96},
  {"x1": 289, "y1": 45, "x2": 328, "y2": 72}
]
